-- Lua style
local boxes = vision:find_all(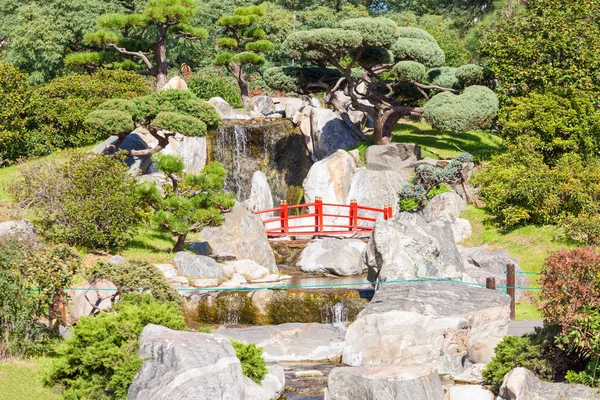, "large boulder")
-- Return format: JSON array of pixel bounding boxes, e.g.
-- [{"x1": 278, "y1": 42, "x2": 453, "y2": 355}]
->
[
  {"x1": 273, "y1": 97, "x2": 305, "y2": 118},
  {"x1": 208, "y1": 97, "x2": 251, "y2": 120},
  {"x1": 346, "y1": 168, "x2": 411, "y2": 220},
  {"x1": 297, "y1": 239, "x2": 366, "y2": 276},
  {"x1": 215, "y1": 323, "x2": 346, "y2": 362},
  {"x1": 325, "y1": 365, "x2": 445, "y2": 400},
  {"x1": 364, "y1": 143, "x2": 421, "y2": 171},
  {"x1": 200, "y1": 205, "x2": 277, "y2": 273},
  {"x1": 458, "y1": 245, "x2": 529, "y2": 301},
  {"x1": 94, "y1": 132, "x2": 152, "y2": 176},
  {"x1": 174, "y1": 252, "x2": 225, "y2": 279},
  {"x1": 159, "y1": 133, "x2": 207, "y2": 173},
  {"x1": 422, "y1": 192, "x2": 472, "y2": 243},
  {"x1": 242, "y1": 171, "x2": 274, "y2": 219},
  {"x1": 499, "y1": 367, "x2": 600, "y2": 400},
  {"x1": 364, "y1": 212, "x2": 466, "y2": 282},
  {"x1": 342, "y1": 281, "x2": 511, "y2": 373},
  {"x1": 223, "y1": 259, "x2": 270, "y2": 282},
  {"x1": 303, "y1": 150, "x2": 356, "y2": 224},
  {"x1": 67, "y1": 279, "x2": 118, "y2": 323},
  {"x1": 251, "y1": 95, "x2": 275, "y2": 115},
  {"x1": 0, "y1": 220, "x2": 36, "y2": 240},
  {"x1": 161, "y1": 76, "x2": 188, "y2": 90},
  {"x1": 128, "y1": 325, "x2": 247, "y2": 400},
  {"x1": 300, "y1": 107, "x2": 358, "y2": 160},
  {"x1": 448, "y1": 385, "x2": 494, "y2": 400}
]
